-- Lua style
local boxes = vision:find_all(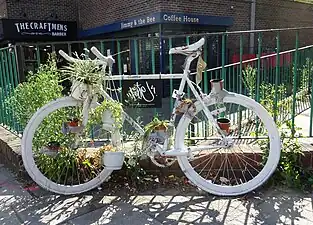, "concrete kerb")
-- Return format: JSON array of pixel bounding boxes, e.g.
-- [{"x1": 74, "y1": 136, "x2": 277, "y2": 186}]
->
[{"x1": 0, "y1": 127, "x2": 27, "y2": 178}]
